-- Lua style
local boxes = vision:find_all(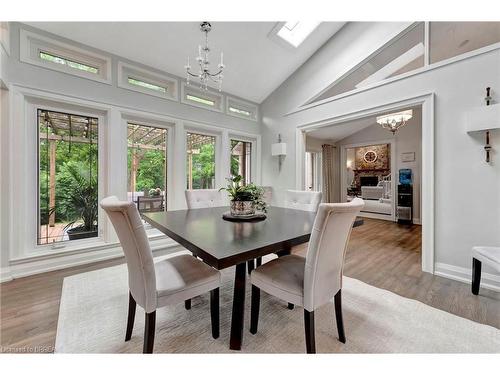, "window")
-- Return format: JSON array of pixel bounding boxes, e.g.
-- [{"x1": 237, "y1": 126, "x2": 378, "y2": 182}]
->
[
  {"x1": 181, "y1": 82, "x2": 224, "y2": 112},
  {"x1": 38, "y1": 109, "x2": 99, "y2": 245},
  {"x1": 309, "y1": 23, "x2": 425, "y2": 103},
  {"x1": 118, "y1": 62, "x2": 178, "y2": 100},
  {"x1": 39, "y1": 51, "x2": 99, "y2": 74},
  {"x1": 186, "y1": 94, "x2": 214, "y2": 106},
  {"x1": 20, "y1": 29, "x2": 111, "y2": 84},
  {"x1": 274, "y1": 21, "x2": 321, "y2": 48},
  {"x1": 127, "y1": 123, "x2": 168, "y2": 215},
  {"x1": 127, "y1": 78, "x2": 166, "y2": 93},
  {"x1": 226, "y1": 97, "x2": 258, "y2": 121},
  {"x1": 231, "y1": 140, "x2": 252, "y2": 184},
  {"x1": 186, "y1": 132, "x2": 216, "y2": 189},
  {"x1": 430, "y1": 22, "x2": 500, "y2": 64}
]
